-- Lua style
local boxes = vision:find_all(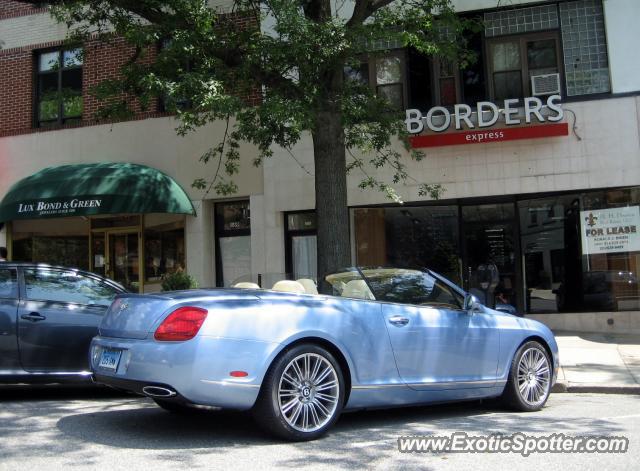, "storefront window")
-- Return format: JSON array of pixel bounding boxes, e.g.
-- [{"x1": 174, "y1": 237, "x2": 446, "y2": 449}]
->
[
  {"x1": 462, "y1": 203, "x2": 517, "y2": 310},
  {"x1": 519, "y1": 195, "x2": 578, "y2": 314},
  {"x1": 520, "y1": 188, "x2": 640, "y2": 313},
  {"x1": 353, "y1": 206, "x2": 460, "y2": 284},
  {"x1": 12, "y1": 218, "x2": 90, "y2": 270},
  {"x1": 144, "y1": 214, "x2": 185, "y2": 283}
]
